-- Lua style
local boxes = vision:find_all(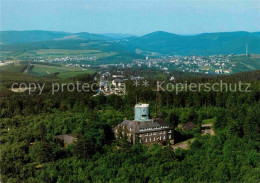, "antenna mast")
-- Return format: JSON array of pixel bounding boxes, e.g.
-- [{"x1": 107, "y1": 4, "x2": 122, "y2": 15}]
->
[{"x1": 246, "y1": 43, "x2": 248, "y2": 57}]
